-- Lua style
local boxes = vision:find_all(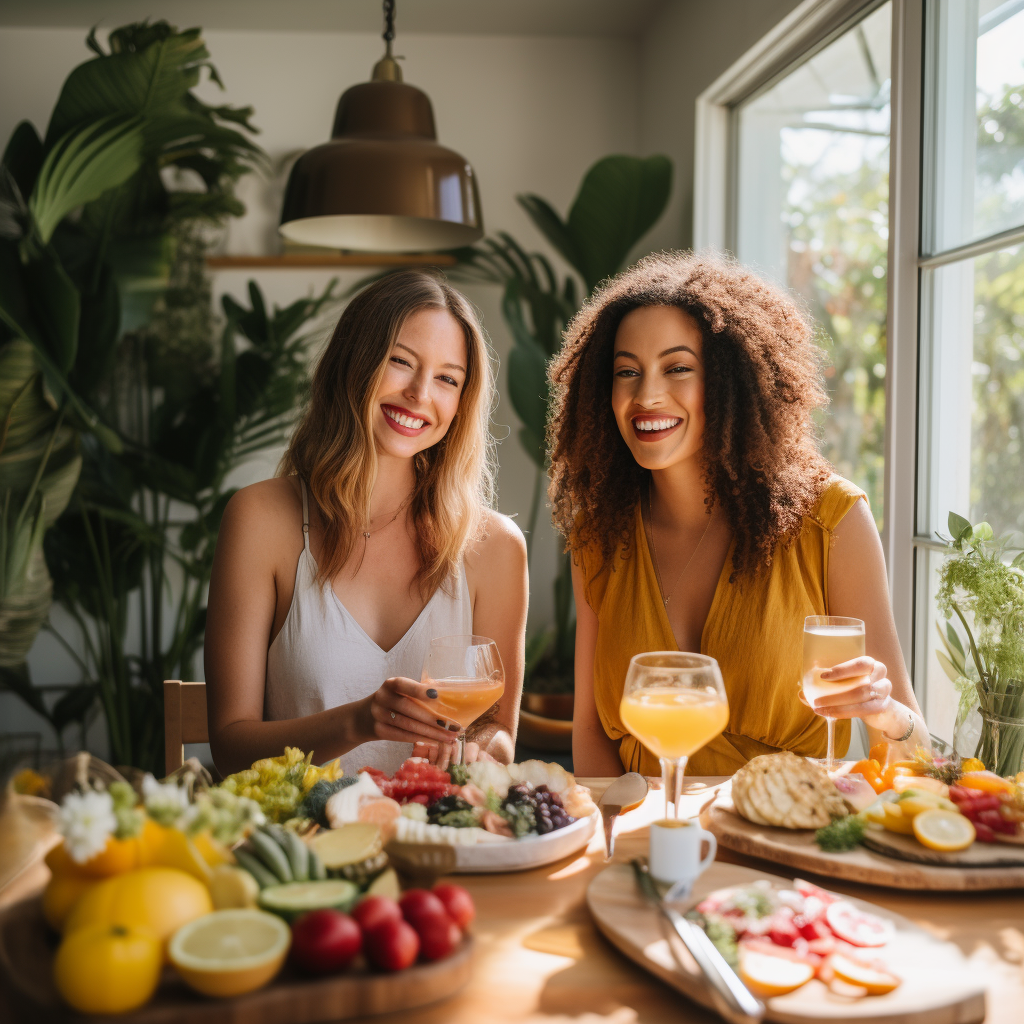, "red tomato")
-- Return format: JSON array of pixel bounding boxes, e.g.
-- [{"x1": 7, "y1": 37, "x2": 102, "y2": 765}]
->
[
  {"x1": 417, "y1": 916, "x2": 462, "y2": 961},
  {"x1": 825, "y1": 901, "x2": 894, "y2": 948},
  {"x1": 290, "y1": 910, "x2": 362, "y2": 974},
  {"x1": 353, "y1": 895, "x2": 402, "y2": 934},
  {"x1": 363, "y1": 918, "x2": 420, "y2": 972},
  {"x1": 432, "y1": 884, "x2": 475, "y2": 930},
  {"x1": 399, "y1": 889, "x2": 451, "y2": 932},
  {"x1": 793, "y1": 879, "x2": 838, "y2": 905}
]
